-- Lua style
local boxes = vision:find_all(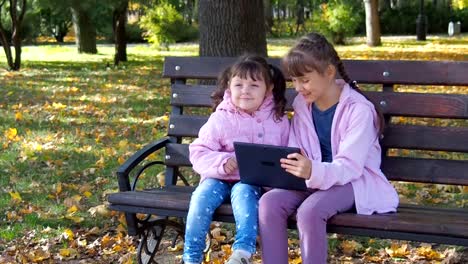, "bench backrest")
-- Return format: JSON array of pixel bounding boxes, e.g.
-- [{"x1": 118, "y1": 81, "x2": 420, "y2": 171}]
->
[{"x1": 162, "y1": 57, "x2": 468, "y2": 187}]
